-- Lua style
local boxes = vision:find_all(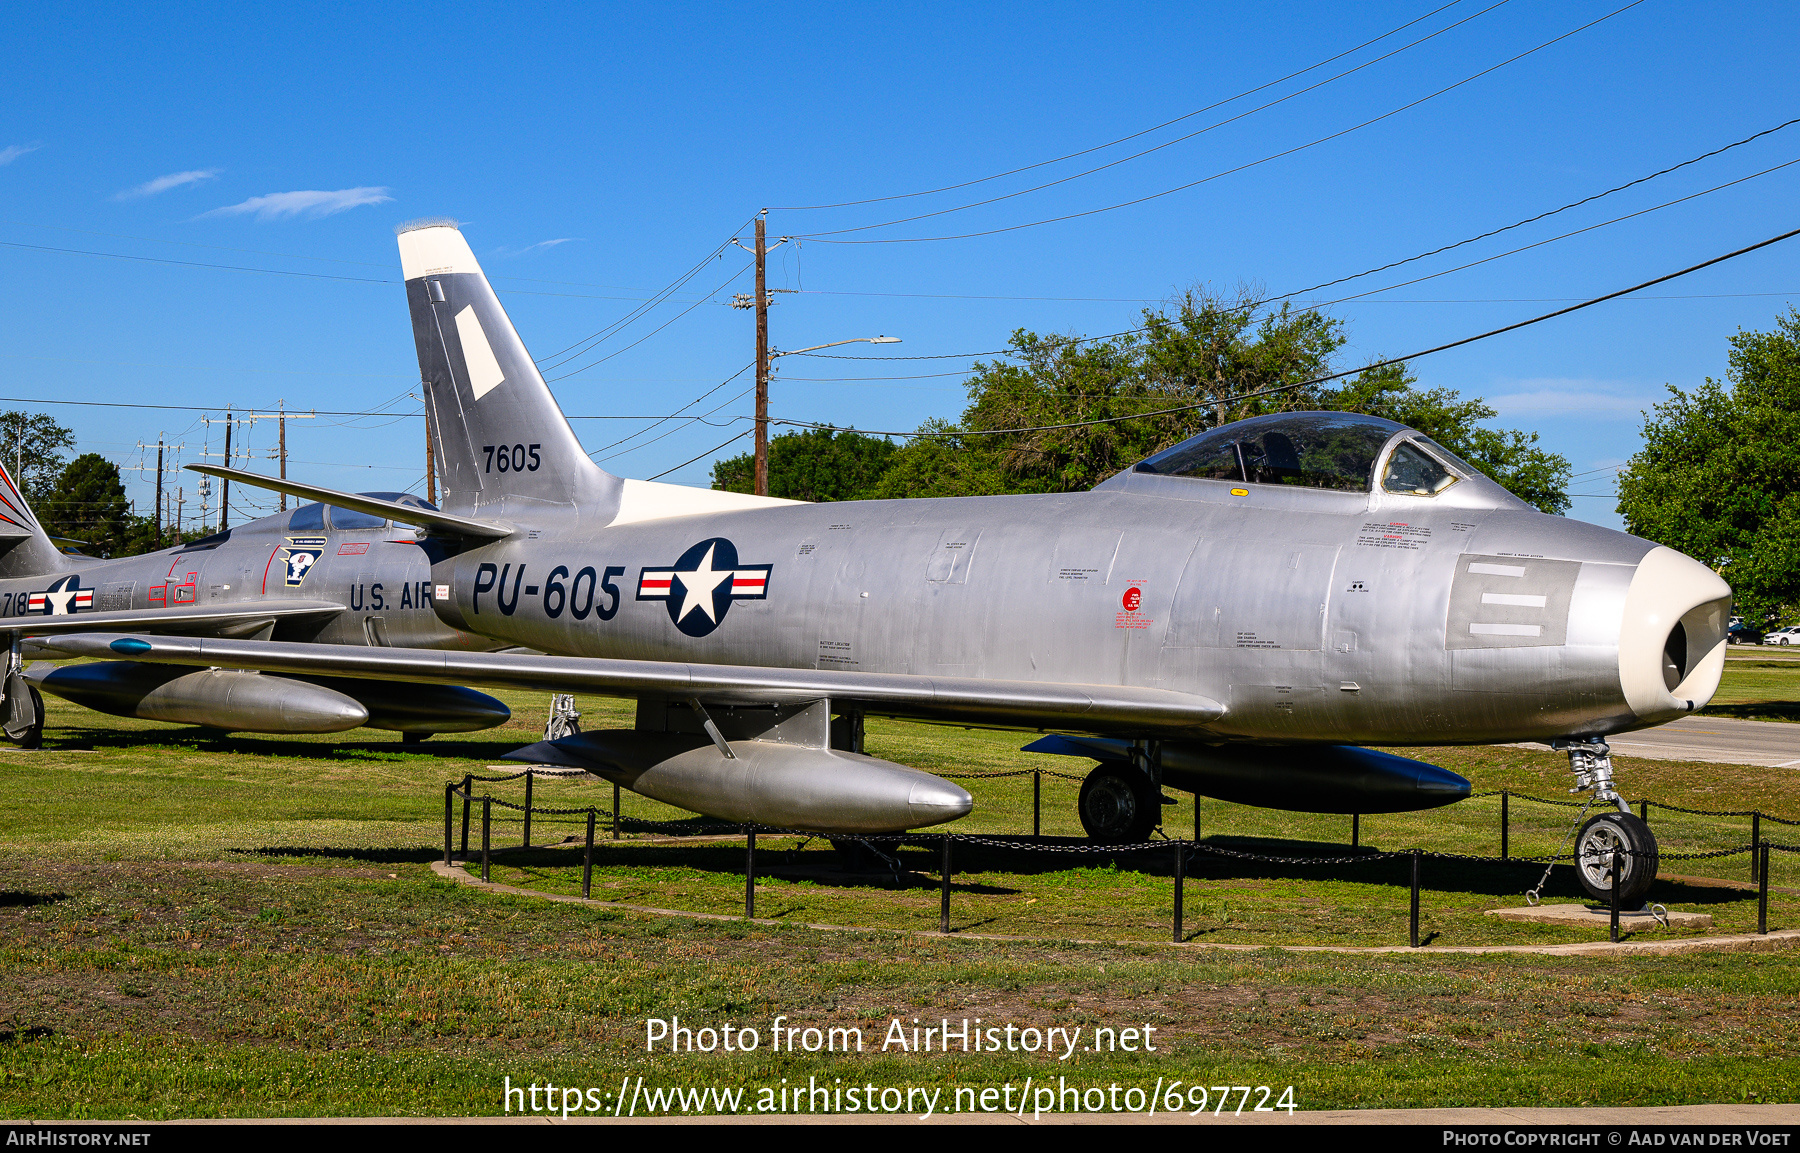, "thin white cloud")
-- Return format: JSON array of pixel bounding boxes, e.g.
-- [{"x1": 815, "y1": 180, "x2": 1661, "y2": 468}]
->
[
  {"x1": 114, "y1": 168, "x2": 221, "y2": 200},
  {"x1": 491, "y1": 238, "x2": 578, "y2": 258},
  {"x1": 0, "y1": 143, "x2": 42, "y2": 166},
  {"x1": 200, "y1": 186, "x2": 393, "y2": 221},
  {"x1": 1486, "y1": 379, "x2": 1651, "y2": 417}
]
